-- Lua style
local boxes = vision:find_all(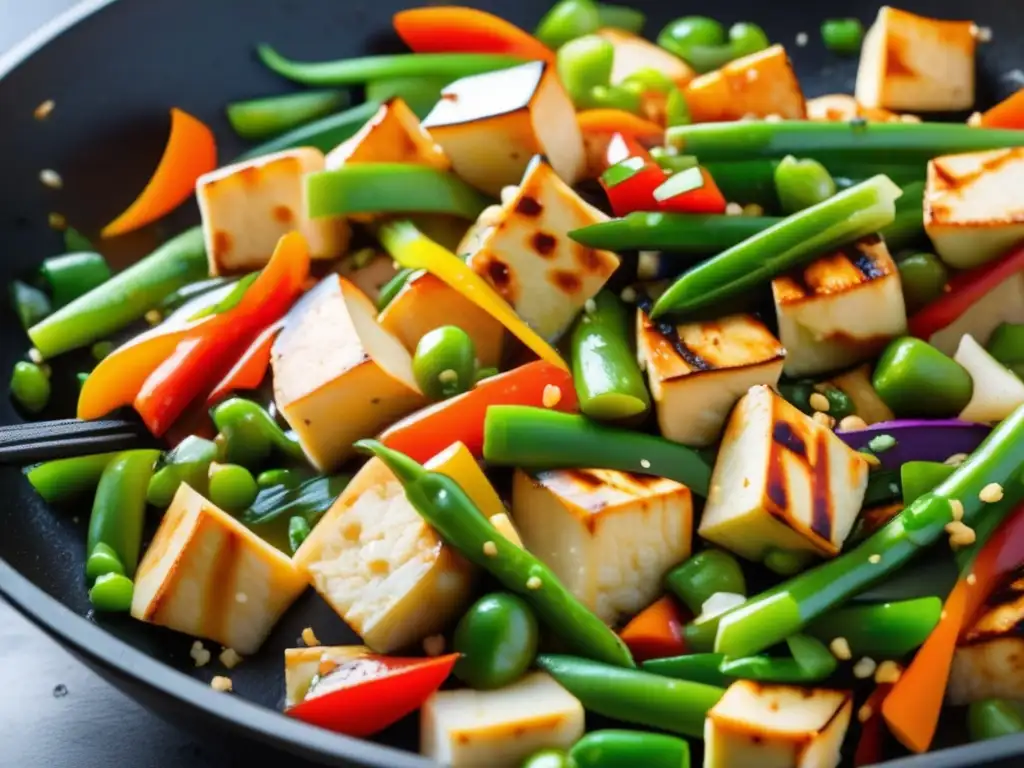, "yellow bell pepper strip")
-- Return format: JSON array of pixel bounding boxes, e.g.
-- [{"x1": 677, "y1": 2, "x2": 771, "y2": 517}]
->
[
  {"x1": 101, "y1": 109, "x2": 217, "y2": 238},
  {"x1": 377, "y1": 220, "x2": 567, "y2": 370}
]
